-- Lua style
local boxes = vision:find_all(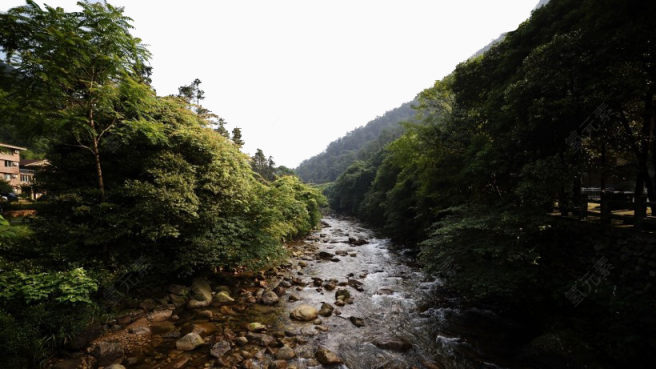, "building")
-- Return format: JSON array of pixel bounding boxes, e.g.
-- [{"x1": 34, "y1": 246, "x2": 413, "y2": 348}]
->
[
  {"x1": 0, "y1": 142, "x2": 26, "y2": 193},
  {"x1": 19, "y1": 159, "x2": 49, "y2": 199}
]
